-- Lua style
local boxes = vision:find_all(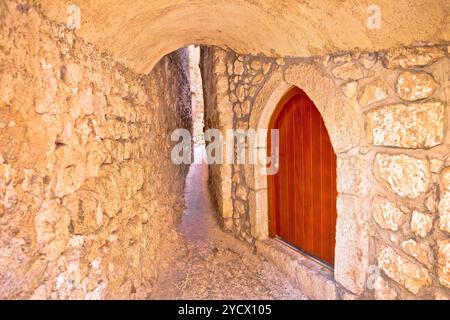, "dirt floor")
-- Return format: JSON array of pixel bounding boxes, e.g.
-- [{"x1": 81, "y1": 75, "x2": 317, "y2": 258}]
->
[{"x1": 147, "y1": 146, "x2": 308, "y2": 300}]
